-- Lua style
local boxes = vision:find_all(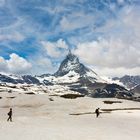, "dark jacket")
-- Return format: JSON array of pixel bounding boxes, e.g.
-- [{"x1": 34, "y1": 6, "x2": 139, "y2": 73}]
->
[{"x1": 8, "y1": 110, "x2": 12, "y2": 116}]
